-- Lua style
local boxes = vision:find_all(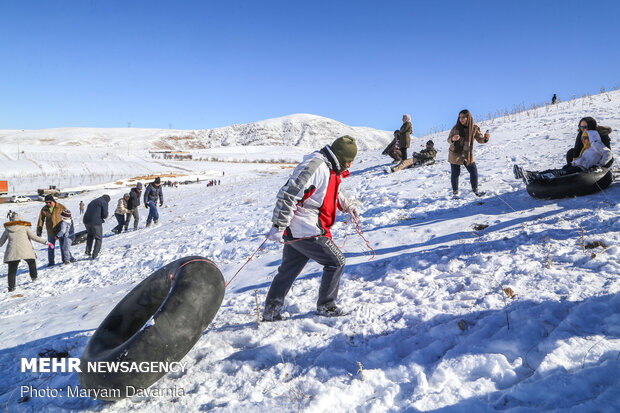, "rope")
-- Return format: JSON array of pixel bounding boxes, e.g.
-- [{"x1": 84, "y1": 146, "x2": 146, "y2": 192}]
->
[
  {"x1": 224, "y1": 238, "x2": 267, "y2": 288},
  {"x1": 224, "y1": 215, "x2": 375, "y2": 288},
  {"x1": 170, "y1": 258, "x2": 218, "y2": 282}
]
